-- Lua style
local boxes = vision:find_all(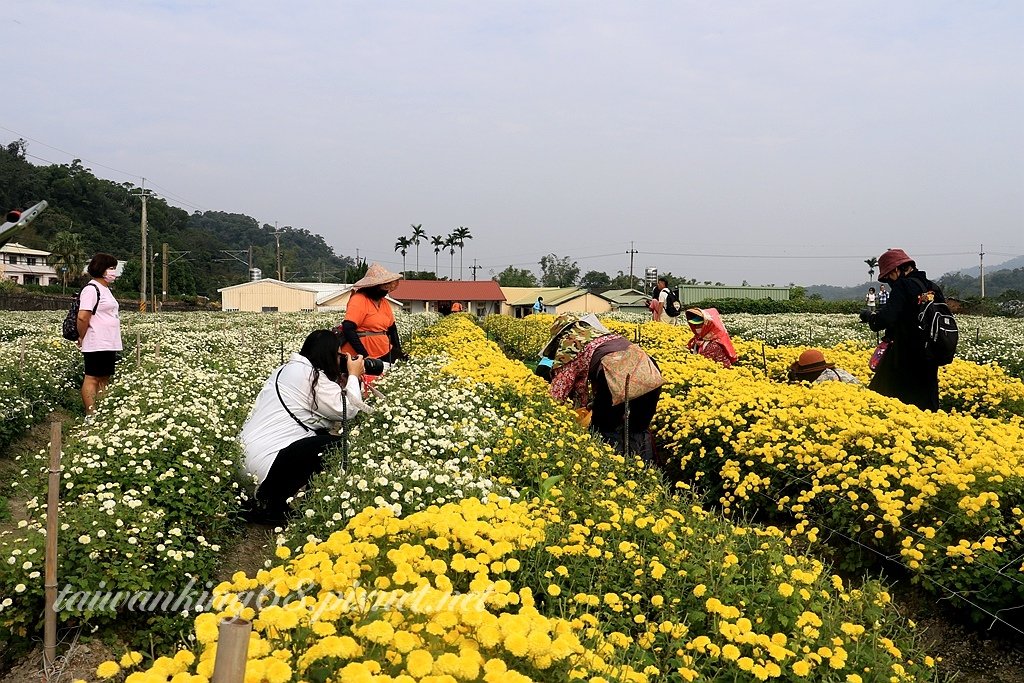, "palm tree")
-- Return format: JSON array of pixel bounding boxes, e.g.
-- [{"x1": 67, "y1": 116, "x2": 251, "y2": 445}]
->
[
  {"x1": 394, "y1": 236, "x2": 412, "y2": 275},
  {"x1": 430, "y1": 235, "x2": 445, "y2": 277},
  {"x1": 865, "y1": 257, "x2": 879, "y2": 281},
  {"x1": 444, "y1": 235, "x2": 457, "y2": 279},
  {"x1": 409, "y1": 224, "x2": 426, "y2": 274},
  {"x1": 450, "y1": 226, "x2": 473, "y2": 279},
  {"x1": 48, "y1": 230, "x2": 86, "y2": 294}
]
